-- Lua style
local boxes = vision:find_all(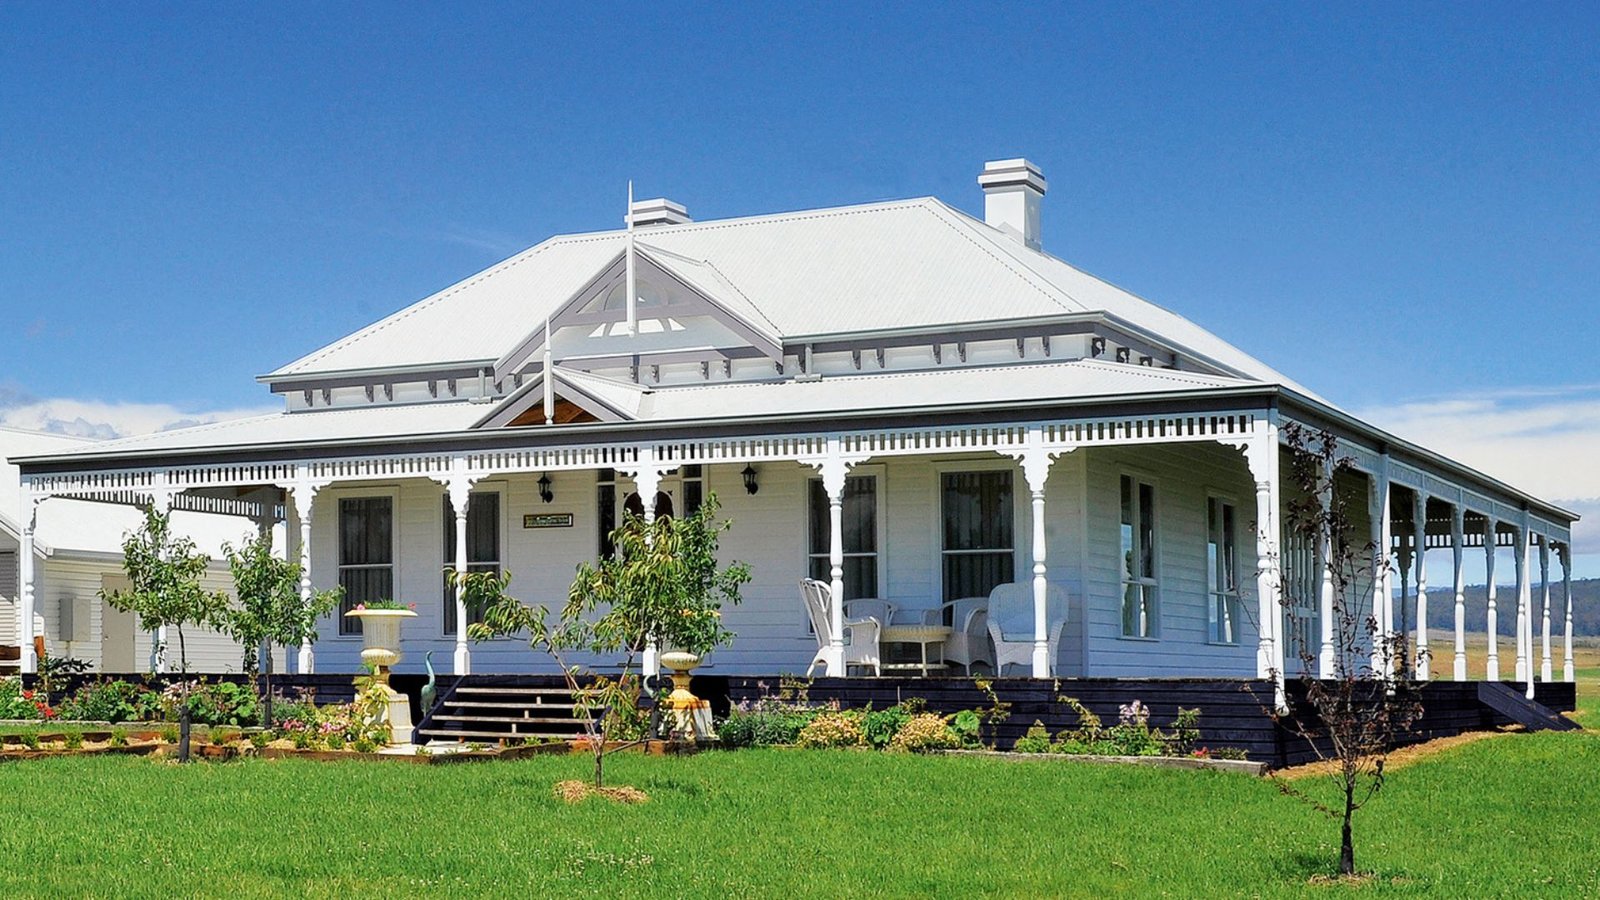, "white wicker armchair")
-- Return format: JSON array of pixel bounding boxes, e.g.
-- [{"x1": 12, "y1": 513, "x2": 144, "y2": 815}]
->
[
  {"x1": 939, "y1": 597, "x2": 994, "y2": 674},
  {"x1": 986, "y1": 582, "x2": 1069, "y2": 676},
  {"x1": 801, "y1": 579, "x2": 883, "y2": 676}
]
